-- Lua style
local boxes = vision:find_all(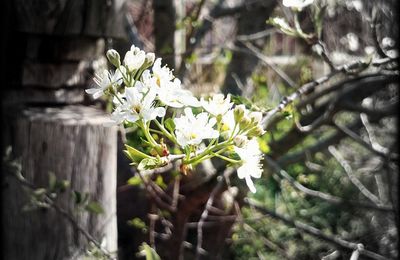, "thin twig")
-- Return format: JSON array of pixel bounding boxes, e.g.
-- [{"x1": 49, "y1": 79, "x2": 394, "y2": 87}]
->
[
  {"x1": 328, "y1": 146, "x2": 383, "y2": 206},
  {"x1": 243, "y1": 41, "x2": 297, "y2": 88},
  {"x1": 264, "y1": 156, "x2": 393, "y2": 212},
  {"x1": 260, "y1": 57, "x2": 397, "y2": 128},
  {"x1": 4, "y1": 161, "x2": 116, "y2": 260},
  {"x1": 195, "y1": 169, "x2": 234, "y2": 260},
  {"x1": 245, "y1": 199, "x2": 390, "y2": 260}
]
